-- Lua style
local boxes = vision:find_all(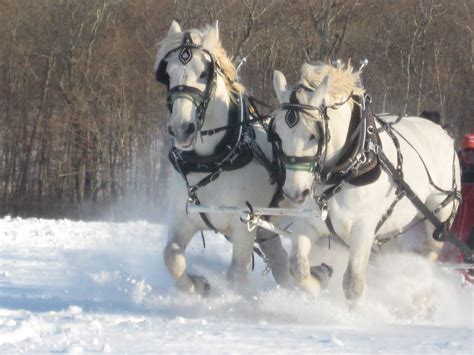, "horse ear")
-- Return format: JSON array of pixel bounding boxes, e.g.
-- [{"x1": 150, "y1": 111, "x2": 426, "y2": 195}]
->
[
  {"x1": 203, "y1": 21, "x2": 219, "y2": 47},
  {"x1": 313, "y1": 75, "x2": 330, "y2": 105},
  {"x1": 300, "y1": 63, "x2": 315, "y2": 79},
  {"x1": 213, "y1": 20, "x2": 219, "y2": 41},
  {"x1": 168, "y1": 20, "x2": 182, "y2": 35},
  {"x1": 205, "y1": 20, "x2": 219, "y2": 43},
  {"x1": 273, "y1": 70, "x2": 288, "y2": 102}
]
